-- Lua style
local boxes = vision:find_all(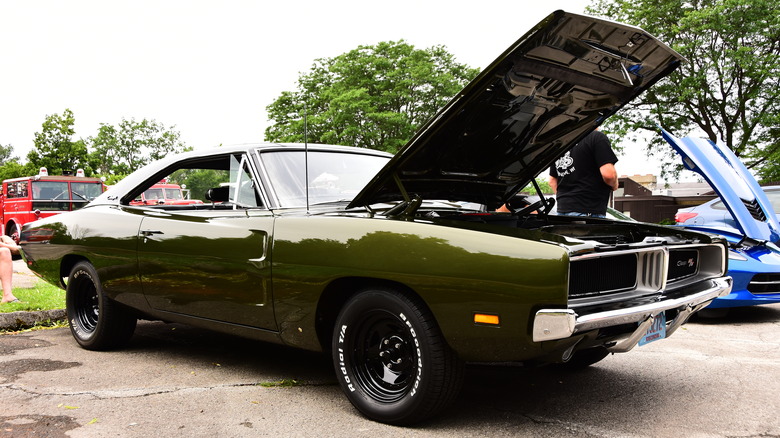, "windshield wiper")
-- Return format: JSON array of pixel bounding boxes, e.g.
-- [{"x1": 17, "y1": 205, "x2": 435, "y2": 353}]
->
[{"x1": 309, "y1": 199, "x2": 352, "y2": 206}]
